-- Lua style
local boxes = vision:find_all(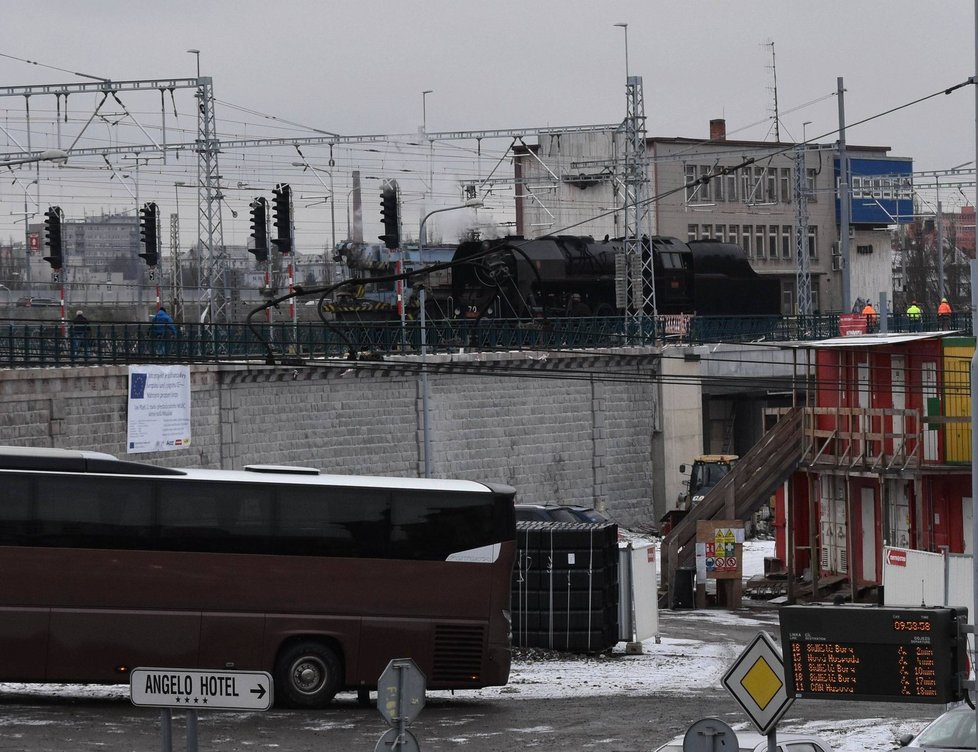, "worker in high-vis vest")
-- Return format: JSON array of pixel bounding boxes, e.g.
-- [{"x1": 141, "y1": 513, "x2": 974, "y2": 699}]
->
[
  {"x1": 906, "y1": 300, "x2": 922, "y2": 331},
  {"x1": 938, "y1": 297, "x2": 952, "y2": 329},
  {"x1": 861, "y1": 300, "x2": 878, "y2": 333}
]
